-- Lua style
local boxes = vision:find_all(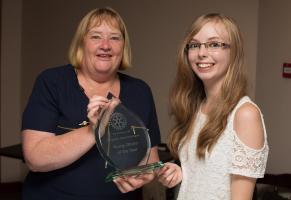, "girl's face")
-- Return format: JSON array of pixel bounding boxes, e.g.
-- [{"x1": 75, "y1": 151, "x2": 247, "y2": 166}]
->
[{"x1": 187, "y1": 22, "x2": 231, "y2": 88}]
